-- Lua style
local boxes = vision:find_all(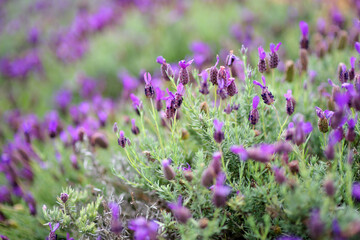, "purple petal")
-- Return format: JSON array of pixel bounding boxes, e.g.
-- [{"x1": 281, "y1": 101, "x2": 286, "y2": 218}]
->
[
  {"x1": 156, "y1": 56, "x2": 166, "y2": 64},
  {"x1": 262, "y1": 75, "x2": 266, "y2": 86},
  {"x1": 284, "y1": 89, "x2": 292, "y2": 100},
  {"x1": 350, "y1": 57, "x2": 356, "y2": 69},
  {"x1": 179, "y1": 59, "x2": 194, "y2": 69},
  {"x1": 299, "y1": 21, "x2": 309, "y2": 37},
  {"x1": 328, "y1": 79, "x2": 336, "y2": 87},
  {"x1": 177, "y1": 83, "x2": 185, "y2": 95},
  {"x1": 199, "y1": 70, "x2": 208, "y2": 81},
  {"x1": 334, "y1": 93, "x2": 349, "y2": 108},
  {"x1": 252, "y1": 96, "x2": 260, "y2": 109},
  {"x1": 355, "y1": 42, "x2": 360, "y2": 54},
  {"x1": 275, "y1": 42, "x2": 282, "y2": 51},
  {"x1": 213, "y1": 119, "x2": 224, "y2": 132},
  {"x1": 258, "y1": 46, "x2": 266, "y2": 59},
  {"x1": 144, "y1": 72, "x2": 151, "y2": 84},
  {"x1": 253, "y1": 80, "x2": 263, "y2": 88},
  {"x1": 230, "y1": 145, "x2": 248, "y2": 161},
  {"x1": 288, "y1": 122, "x2": 294, "y2": 129},
  {"x1": 214, "y1": 55, "x2": 219, "y2": 67},
  {"x1": 119, "y1": 130, "x2": 124, "y2": 138},
  {"x1": 315, "y1": 106, "x2": 324, "y2": 118},
  {"x1": 302, "y1": 122, "x2": 313, "y2": 134},
  {"x1": 270, "y1": 43, "x2": 275, "y2": 52}
]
